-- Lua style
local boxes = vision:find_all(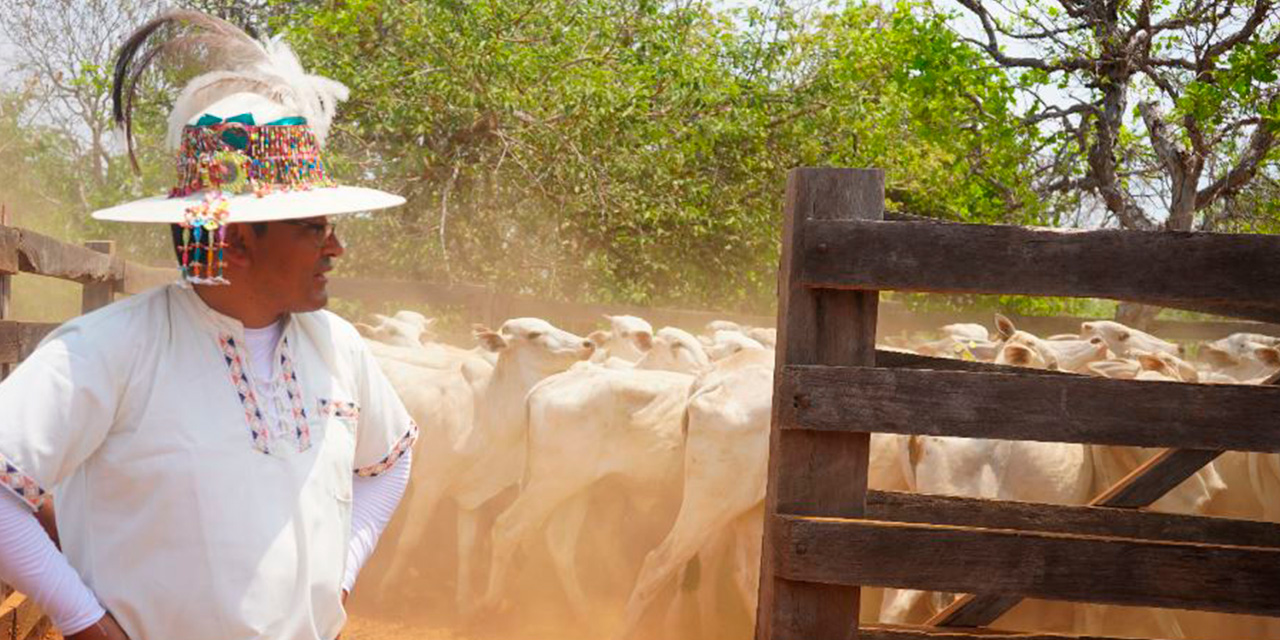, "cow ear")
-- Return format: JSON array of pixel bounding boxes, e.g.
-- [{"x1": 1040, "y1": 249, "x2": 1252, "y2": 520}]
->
[
  {"x1": 1201, "y1": 345, "x2": 1236, "y2": 367},
  {"x1": 1003, "y1": 344, "x2": 1033, "y2": 366},
  {"x1": 994, "y1": 314, "x2": 1016, "y2": 340},
  {"x1": 474, "y1": 326, "x2": 508, "y2": 352},
  {"x1": 1136, "y1": 352, "x2": 1166, "y2": 373},
  {"x1": 1256, "y1": 346, "x2": 1280, "y2": 367},
  {"x1": 587, "y1": 330, "x2": 611, "y2": 347},
  {"x1": 633, "y1": 330, "x2": 654, "y2": 352},
  {"x1": 354, "y1": 322, "x2": 377, "y2": 338}
]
